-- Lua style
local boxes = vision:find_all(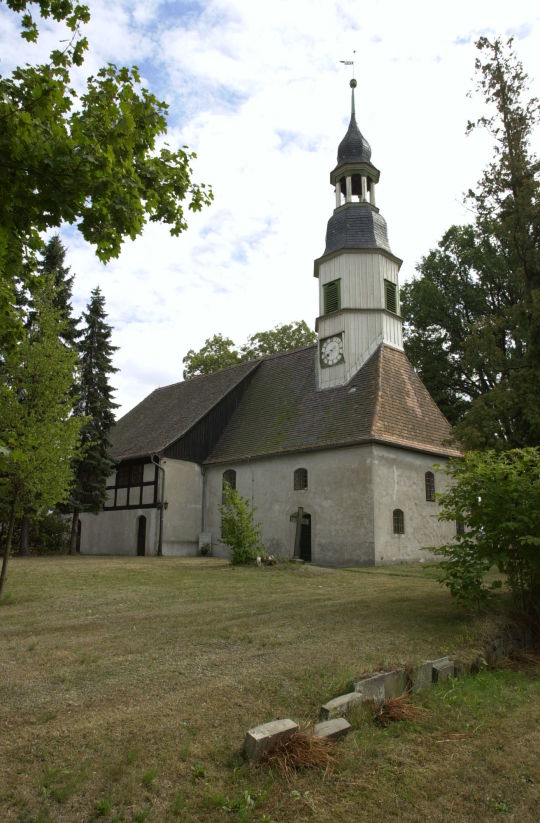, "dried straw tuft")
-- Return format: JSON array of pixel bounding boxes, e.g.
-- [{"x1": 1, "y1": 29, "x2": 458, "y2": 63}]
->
[
  {"x1": 373, "y1": 693, "x2": 430, "y2": 726},
  {"x1": 493, "y1": 649, "x2": 540, "y2": 671},
  {"x1": 261, "y1": 730, "x2": 335, "y2": 779}
]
